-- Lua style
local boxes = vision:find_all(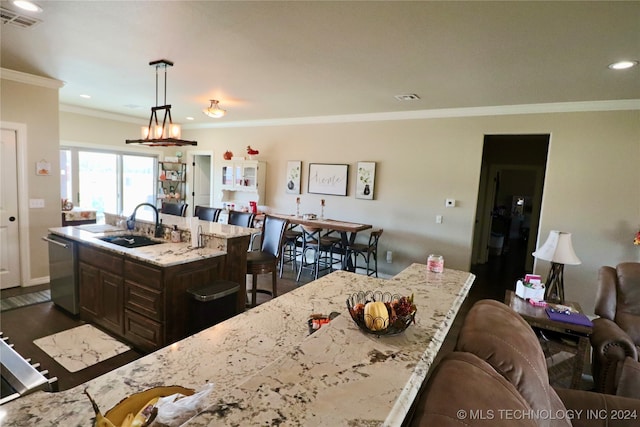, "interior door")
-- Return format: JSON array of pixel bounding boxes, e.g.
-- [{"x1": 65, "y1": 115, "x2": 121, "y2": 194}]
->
[
  {"x1": 0, "y1": 129, "x2": 21, "y2": 289},
  {"x1": 189, "y1": 152, "x2": 213, "y2": 214}
]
